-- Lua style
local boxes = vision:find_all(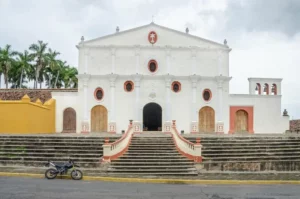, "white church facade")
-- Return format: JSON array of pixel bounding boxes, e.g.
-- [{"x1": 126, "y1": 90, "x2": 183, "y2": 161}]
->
[{"x1": 52, "y1": 23, "x2": 289, "y2": 134}]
